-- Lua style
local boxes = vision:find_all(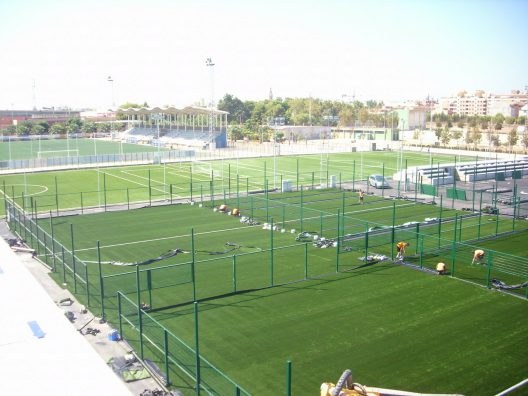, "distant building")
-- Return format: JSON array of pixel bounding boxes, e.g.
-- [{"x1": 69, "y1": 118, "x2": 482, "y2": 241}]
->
[
  {"x1": 394, "y1": 107, "x2": 427, "y2": 130},
  {"x1": 434, "y1": 90, "x2": 527, "y2": 117},
  {"x1": 0, "y1": 109, "x2": 80, "y2": 129}
]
